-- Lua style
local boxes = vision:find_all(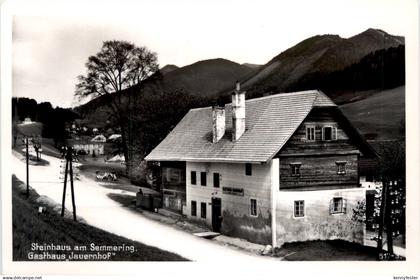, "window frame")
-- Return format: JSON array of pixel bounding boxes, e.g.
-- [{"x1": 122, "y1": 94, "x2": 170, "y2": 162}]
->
[
  {"x1": 200, "y1": 202, "x2": 207, "y2": 219},
  {"x1": 250, "y1": 198, "x2": 257, "y2": 217},
  {"x1": 294, "y1": 200, "x2": 305, "y2": 218},
  {"x1": 200, "y1": 172, "x2": 207, "y2": 186},
  {"x1": 213, "y1": 172, "x2": 220, "y2": 188},
  {"x1": 306, "y1": 125, "x2": 316, "y2": 141},
  {"x1": 322, "y1": 126, "x2": 333, "y2": 141},
  {"x1": 190, "y1": 171, "x2": 197, "y2": 185},
  {"x1": 290, "y1": 163, "x2": 301, "y2": 177},
  {"x1": 245, "y1": 163, "x2": 252, "y2": 176},
  {"x1": 191, "y1": 200, "x2": 197, "y2": 216},
  {"x1": 330, "y1": 197, "x2": 347, "y2": 214},
  {"x1": 336, "y1": 161, "x2": 347, "y2": 175},
  {"x1": 322, "y1": 126, "x2": 337, "y2": 141}
]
